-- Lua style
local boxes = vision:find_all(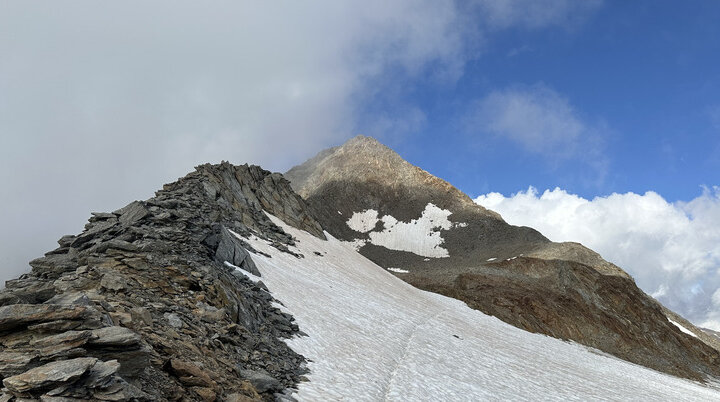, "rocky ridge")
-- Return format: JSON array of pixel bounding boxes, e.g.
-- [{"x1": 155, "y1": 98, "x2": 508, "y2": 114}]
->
[
  {"x1": 286, "y1": 135, "x2": 720, "y2": 382},
  {"x1": 0, "y1": 162, "x2": 321, "y2": 401}
]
